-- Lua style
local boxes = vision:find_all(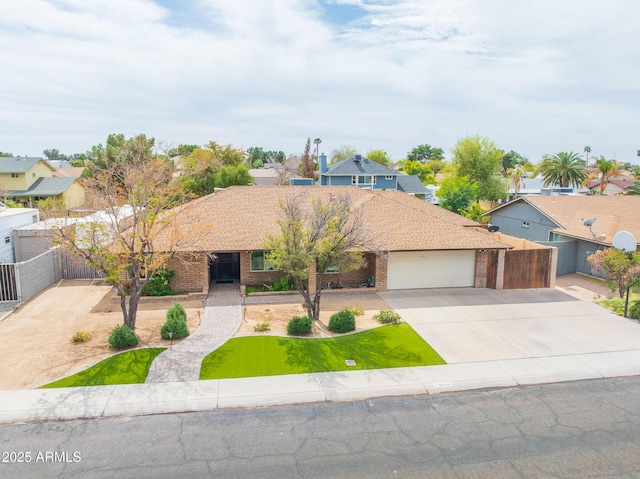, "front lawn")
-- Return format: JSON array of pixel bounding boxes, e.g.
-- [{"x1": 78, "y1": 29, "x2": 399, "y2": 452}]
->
[
  {"x1": 40, "y1": 348, "x2": 166, "y2": 388},
  {"x1": 199, "y1": 323, "x2": 445, "y2": 380}
]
